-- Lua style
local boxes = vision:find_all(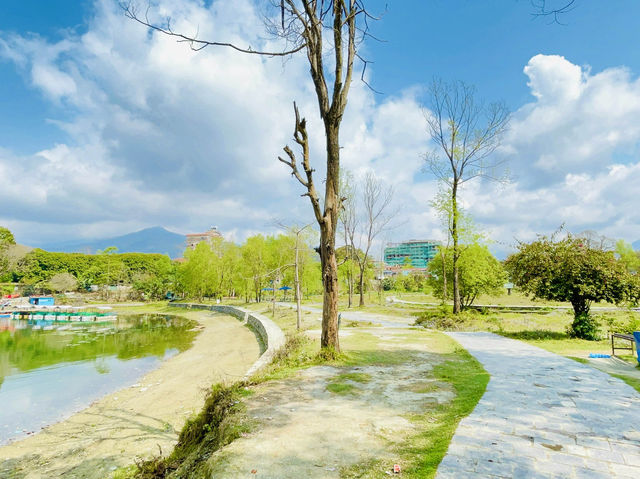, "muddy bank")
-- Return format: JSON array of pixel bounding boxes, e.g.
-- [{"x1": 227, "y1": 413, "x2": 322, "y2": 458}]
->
[{"x1": 0, "y1": 311, "x2": 261, "y2": 479}]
